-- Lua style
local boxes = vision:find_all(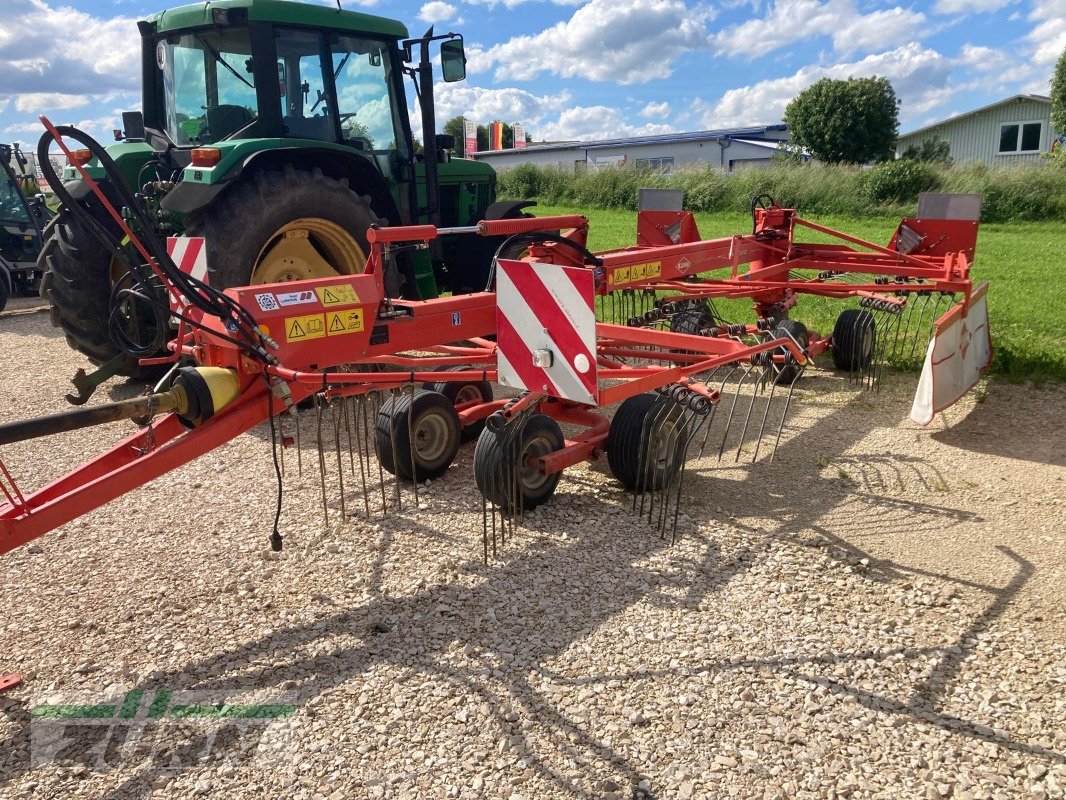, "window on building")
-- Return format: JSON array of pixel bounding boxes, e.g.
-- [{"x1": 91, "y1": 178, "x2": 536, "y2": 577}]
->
[
  {"x1": 635, "y1": 156, "x2": 674, "y2": 173},
  {"x1": 998, "y1": 122, "x2": 1042, "y2": 154}
]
